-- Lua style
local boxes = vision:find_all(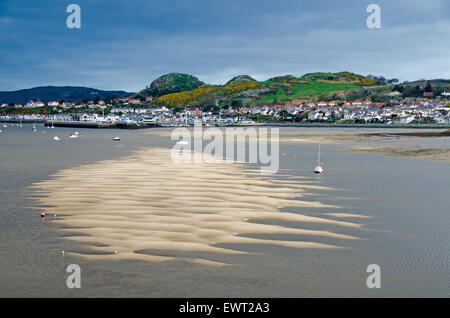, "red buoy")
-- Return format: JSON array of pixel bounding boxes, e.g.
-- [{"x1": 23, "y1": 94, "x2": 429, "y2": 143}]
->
[
  {"x1": 40, "y1": 212, "x2": 46, "y2": 218},
  {"x1": 292, "y1": 155, "x2": 296, "y2": 159}
]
